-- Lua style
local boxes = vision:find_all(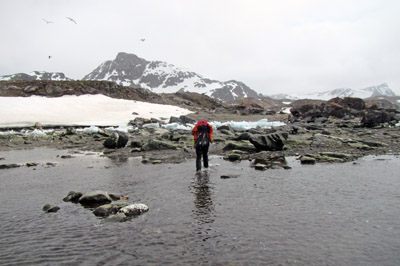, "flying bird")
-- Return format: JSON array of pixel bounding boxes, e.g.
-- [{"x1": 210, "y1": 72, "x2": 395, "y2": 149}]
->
[
  {"x1": 48, "y1": 56, "x2": 52, "y2": 59},
  {"x1": 66, "y1": 17, "x2": 77, "y2": 24},
  {"x1": 140, "y1": 38, "x2": 145, "y2": 42},
  {"x1": 42, "y1": 18, "x2": 54, "y2": 24}
]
